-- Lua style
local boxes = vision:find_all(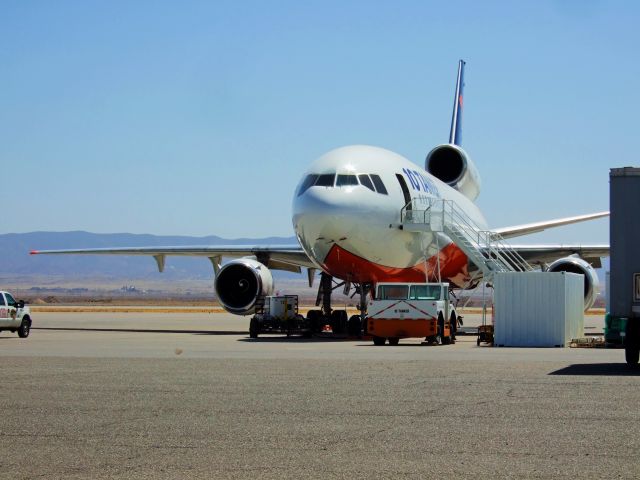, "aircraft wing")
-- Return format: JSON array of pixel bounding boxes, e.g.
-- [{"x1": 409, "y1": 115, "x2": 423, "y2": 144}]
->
[
  {"x1": 30, "y1": 244, "x2": 315, "y2": 274},
  {"x1": 493, "y1": 211, "x2": 609, "y2": 239},
  {"x1": 508, "y1": 244, "x2": 609, "y2": 268}
]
